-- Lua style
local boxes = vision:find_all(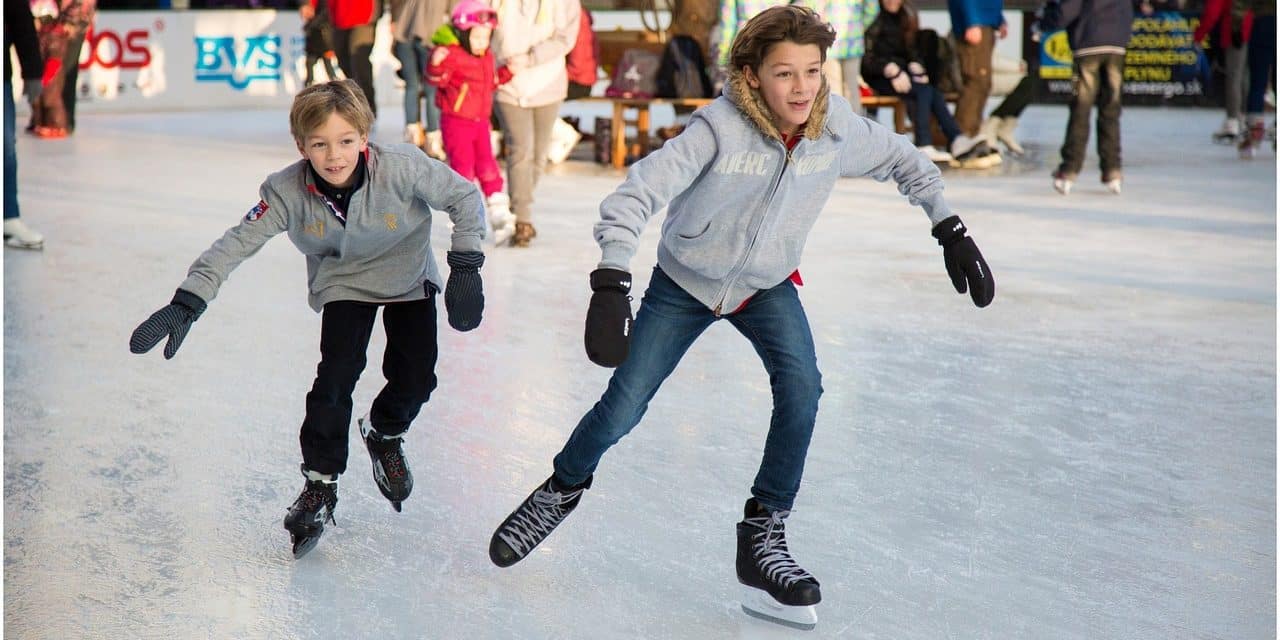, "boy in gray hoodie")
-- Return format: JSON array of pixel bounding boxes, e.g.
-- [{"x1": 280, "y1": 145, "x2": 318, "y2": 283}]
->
[
  {"x1": 486, "y1": 6, "x2": 994, "y2": 630},
  {"x1": 129, "y1": 80, "x2": 488, "y2": 559}
]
